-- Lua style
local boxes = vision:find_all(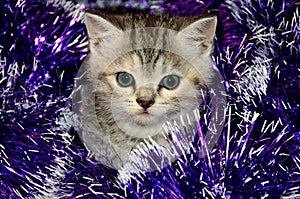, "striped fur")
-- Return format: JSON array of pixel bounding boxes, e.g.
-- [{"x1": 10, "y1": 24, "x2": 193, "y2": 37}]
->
[{"x1": 81, "y1": 11, "x2": 217, "y2": 168}]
